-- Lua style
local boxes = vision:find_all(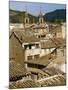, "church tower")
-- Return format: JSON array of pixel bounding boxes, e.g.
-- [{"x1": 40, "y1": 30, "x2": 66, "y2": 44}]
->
[
  {"x1": 38, "y1": 7, "x2": 44, "y2": 24},
  {"x1": 24, "y1": 7, "x2": 29, "y2": 24}
]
